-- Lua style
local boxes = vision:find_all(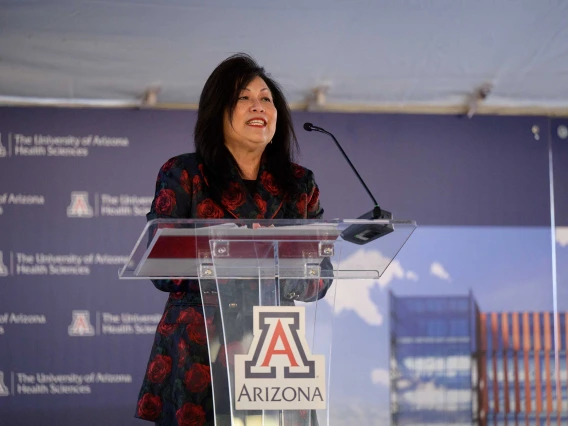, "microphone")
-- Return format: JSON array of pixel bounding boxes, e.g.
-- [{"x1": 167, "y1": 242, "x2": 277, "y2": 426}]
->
[{"x1": 303, "y1": 122, "x2": 393, "y2": 245}]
